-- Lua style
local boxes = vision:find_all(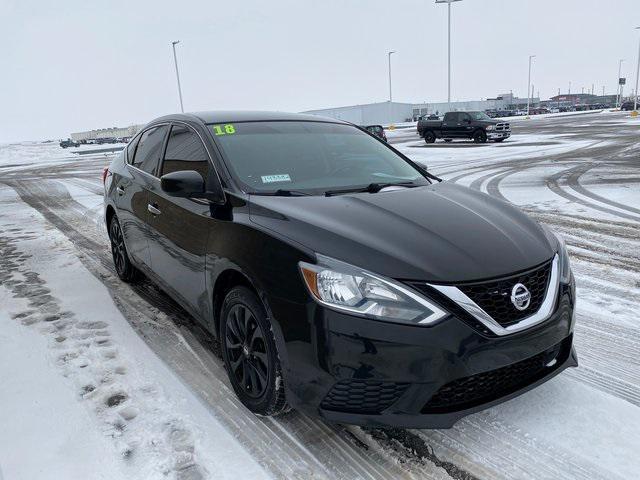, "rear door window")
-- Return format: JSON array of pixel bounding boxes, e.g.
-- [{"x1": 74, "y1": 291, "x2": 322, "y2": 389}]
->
[
  {"x1": 161, "y1": 125, "x2": 210, "y2": 180},
  {"x1": 444, "y1": 112, "x2": 457, "y2": 122},
  {"x1": 126, "y1": 135, "x2": 140, "y2": 164},
  {"x1": 131, "y1": 125, "x2": 169, "y2": 175}
]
